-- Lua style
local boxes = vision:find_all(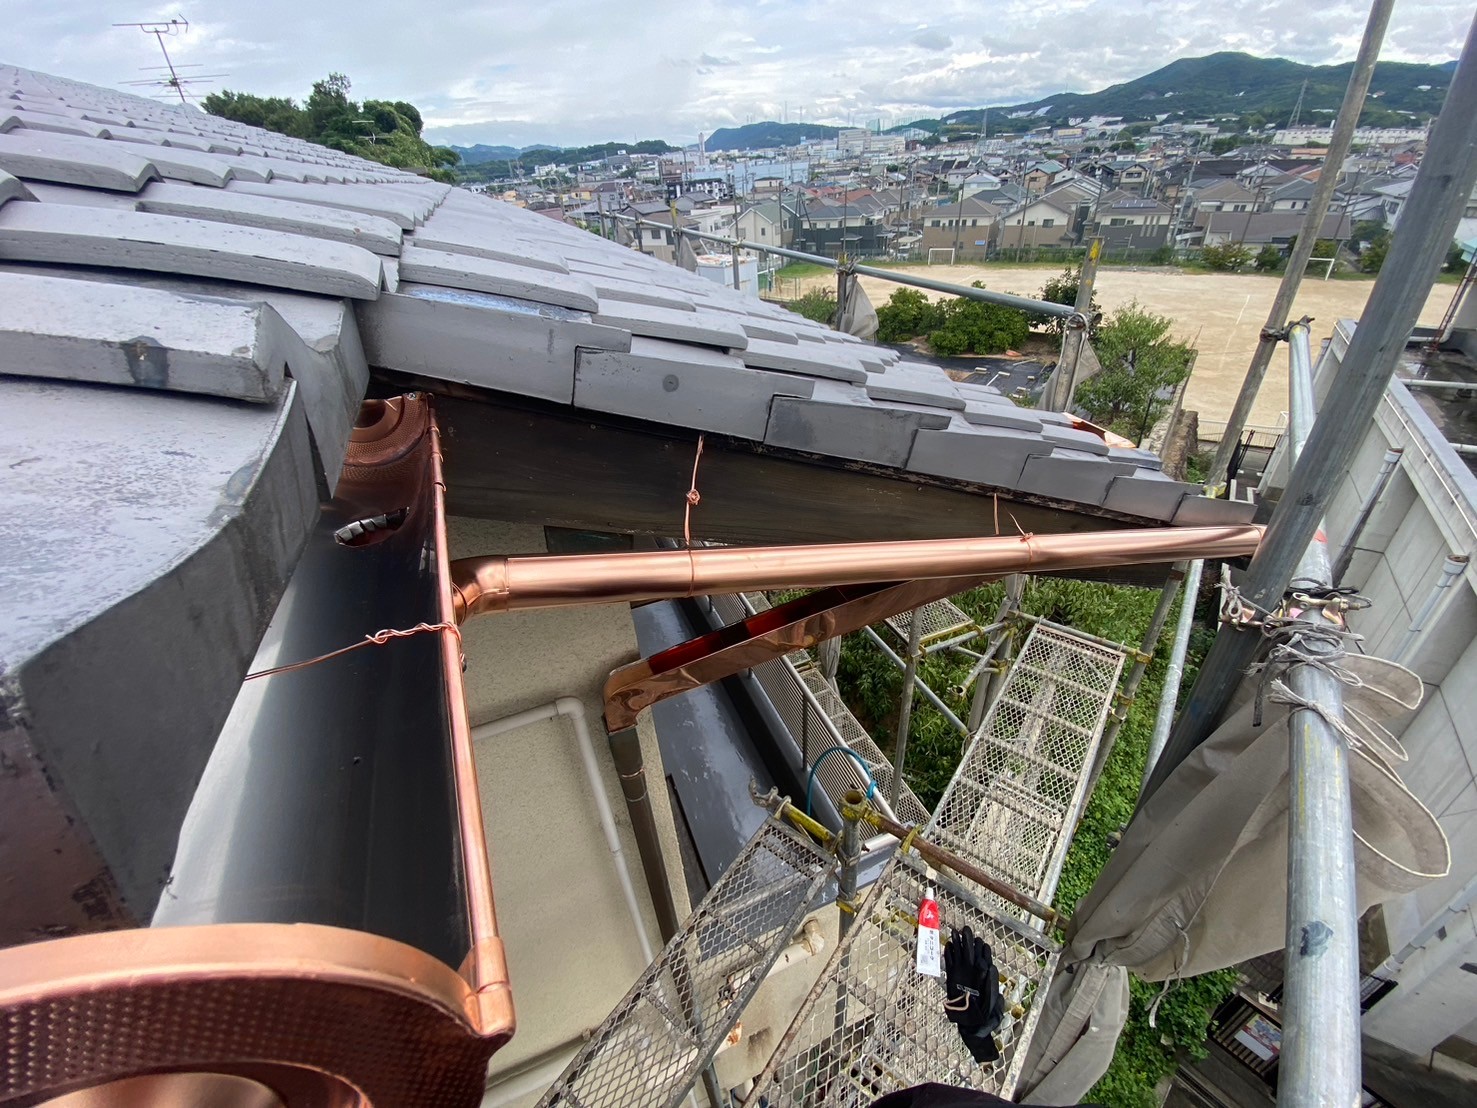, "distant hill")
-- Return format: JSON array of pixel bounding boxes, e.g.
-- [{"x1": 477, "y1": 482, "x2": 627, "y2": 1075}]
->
[
  {"x1": 705, "y1": 121, "x2": 842, "y2": 151},
  {"x1": 452, "y1": 142, "x2": 558, "y2": 165},
  {"x1": 942, "y1": 52, "x2": 1454, "y2": 130}
]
